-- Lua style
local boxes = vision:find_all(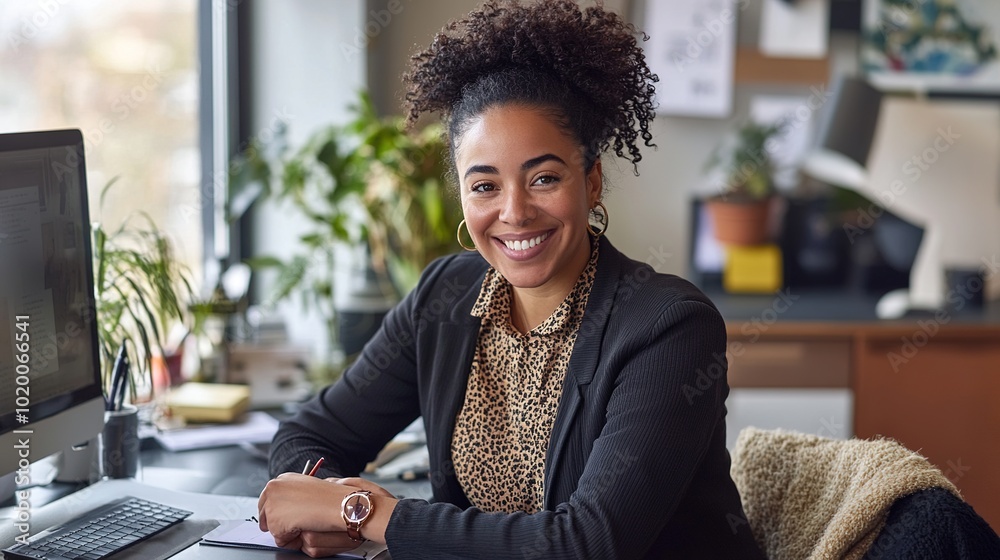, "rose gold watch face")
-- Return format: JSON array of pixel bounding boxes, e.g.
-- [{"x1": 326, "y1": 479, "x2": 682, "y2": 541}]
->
[{"x1": 344, "y1": 494, "x2": 372, "y2": 522}]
